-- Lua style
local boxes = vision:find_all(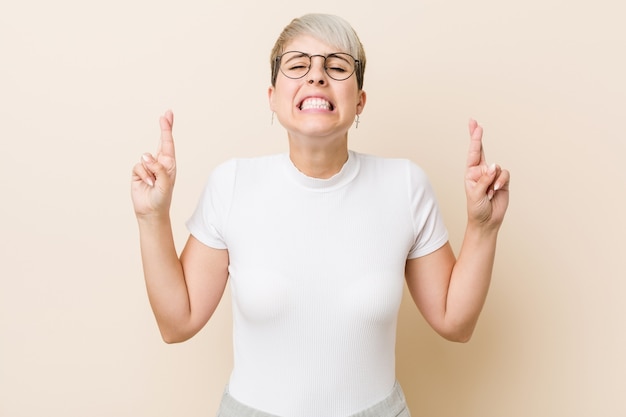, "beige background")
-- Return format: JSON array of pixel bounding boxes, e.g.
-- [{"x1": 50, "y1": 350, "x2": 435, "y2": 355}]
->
[{"x1": 1, "y1": 0, "x2": 624, "y2": 416}]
